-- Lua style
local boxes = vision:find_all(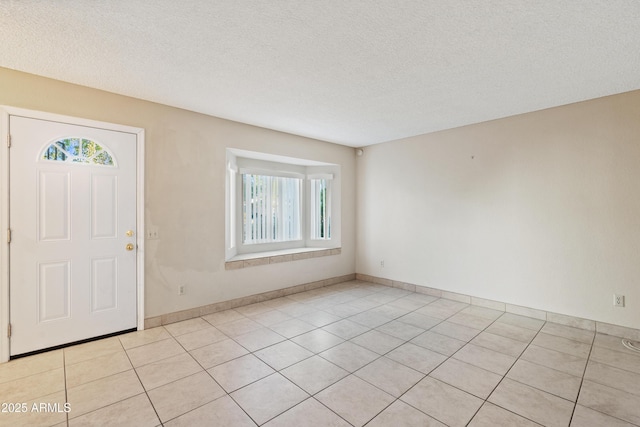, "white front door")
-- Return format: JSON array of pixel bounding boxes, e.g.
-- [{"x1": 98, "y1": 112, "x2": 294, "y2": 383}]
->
[{"x1": 9, "y1": 115, "x2": 138, "y2": 356}]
